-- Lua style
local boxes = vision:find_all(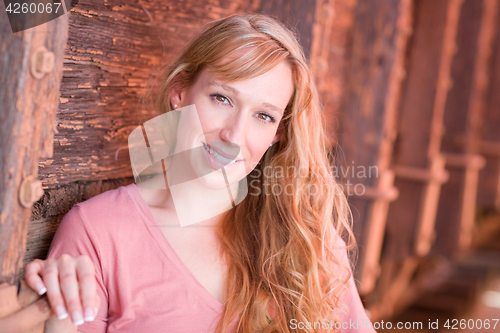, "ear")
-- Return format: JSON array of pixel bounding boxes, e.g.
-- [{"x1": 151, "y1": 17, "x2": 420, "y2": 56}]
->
[
  {"x1": 168, "y1": 88, "x2": 182, "y2": 109},
  {"x1": 168, "y1": 72, "x2": 189, "y2": 109},
  {"x1": 272, "y1": 121, "x2": 284, "y2": 144}
]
